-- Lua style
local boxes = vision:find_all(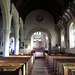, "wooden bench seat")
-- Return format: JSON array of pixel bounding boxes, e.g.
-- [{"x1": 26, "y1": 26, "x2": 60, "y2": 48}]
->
[
  {"x1": 50, "y1": 56, "x2": 75, "y2": 75},
  {"x1": 45, "y1": 53, "x2": 75, "y2": 75},
  {"x1": 0, "y1": 55, "x2": 32, "y2": 64}
]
